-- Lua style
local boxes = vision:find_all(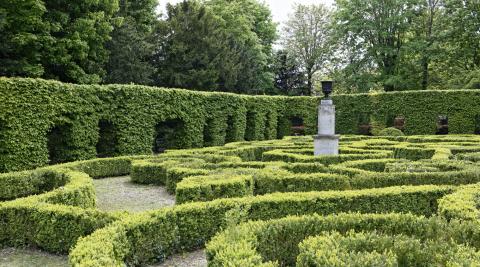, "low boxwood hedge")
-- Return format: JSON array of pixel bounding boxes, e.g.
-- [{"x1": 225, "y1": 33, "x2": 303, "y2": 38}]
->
[
  {"x1": 298, "y1": 231, "x2": 480, "y2": 266},
  {"x1": 207, "y1": 213, "x2": 480, "y2": 267},
  {"x1": 1, "y1": 135, "x2": 480, "y2": 266},
  {"x1": 70, "y1": 184, "x2": 454, "y2": 266},
  {"x1": 438, "y1": 183, "x2": 480, "y2": 221},
  {"x1": 0, "y1": 155, "x2": 155, "y2": 254}
]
